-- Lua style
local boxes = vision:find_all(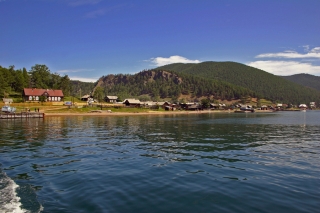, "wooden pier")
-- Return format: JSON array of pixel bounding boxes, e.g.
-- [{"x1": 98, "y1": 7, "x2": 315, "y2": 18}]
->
[{"x1": 0, "y1": 112, "x2": 44, "y2": 119}]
